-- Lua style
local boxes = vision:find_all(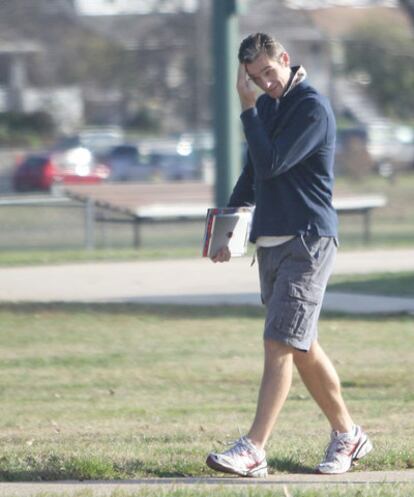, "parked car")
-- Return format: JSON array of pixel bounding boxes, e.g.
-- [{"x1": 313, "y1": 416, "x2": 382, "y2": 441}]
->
[
  {"x1": 53, "y1": 126, "x2": 125, "y2": 159},
  {"x1": 367, "y1": 122, "x2": 414, "y2": 175},
  {"x1": 335, "y1": 122, "x2": 414, "y2": 178},
  {"x1": 147, "y1": 151, "x2": 202, "y2": 181},
  {"x1": 136, "y1": 136, "x2": 205, "y2": 181},
  {"x1": 13, "y1": 148, "x2": 109, "y2": 192},
  {"x1": 104, "y1": 144, "x2": 159, "y2": 182}
]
